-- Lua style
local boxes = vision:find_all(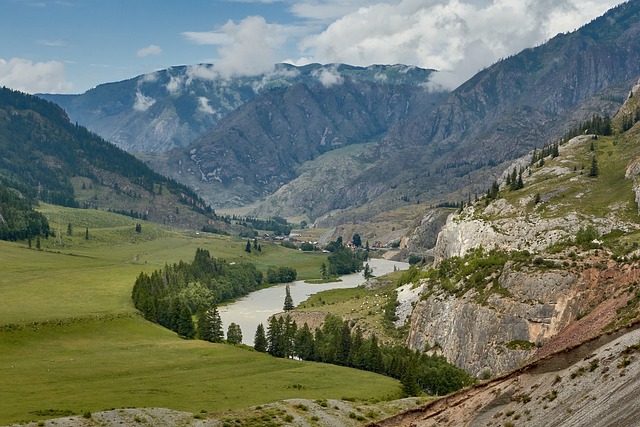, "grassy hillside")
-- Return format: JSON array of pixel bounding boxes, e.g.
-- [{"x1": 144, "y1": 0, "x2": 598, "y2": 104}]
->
[{"x1": 0, "y1": 207, "x2": 402, "y2": 424}]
